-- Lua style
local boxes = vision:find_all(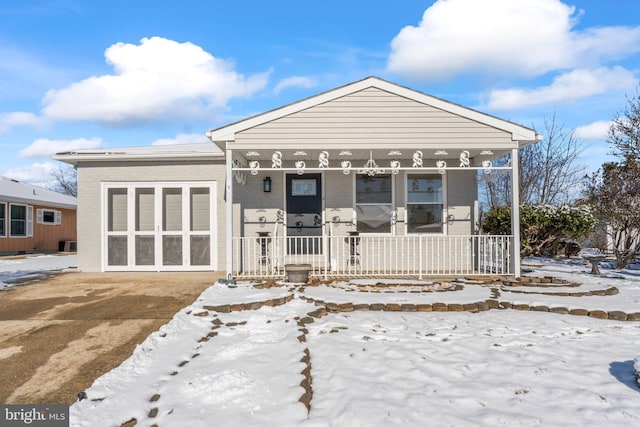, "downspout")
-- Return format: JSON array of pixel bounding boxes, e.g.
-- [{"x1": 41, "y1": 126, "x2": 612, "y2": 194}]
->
[
  {"x1": 226, "y1": 148, "x2": 233, "y2": 277},
  {"x1": 510, "y1": 148, "x2": 521, "y2": 277}
]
